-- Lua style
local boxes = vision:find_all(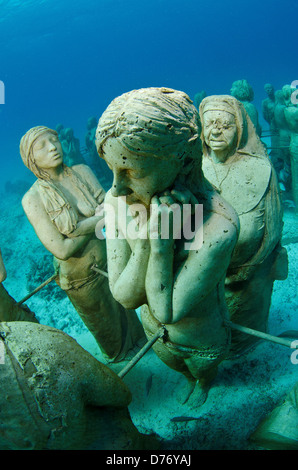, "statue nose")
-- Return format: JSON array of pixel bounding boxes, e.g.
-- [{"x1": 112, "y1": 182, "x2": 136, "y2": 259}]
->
[
  {"x1": 111, "y1": 175, "x2": 132, "y2": 197},
  {"x1": 211, "y1": 126, "x2": 222, "y2": 135}
]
